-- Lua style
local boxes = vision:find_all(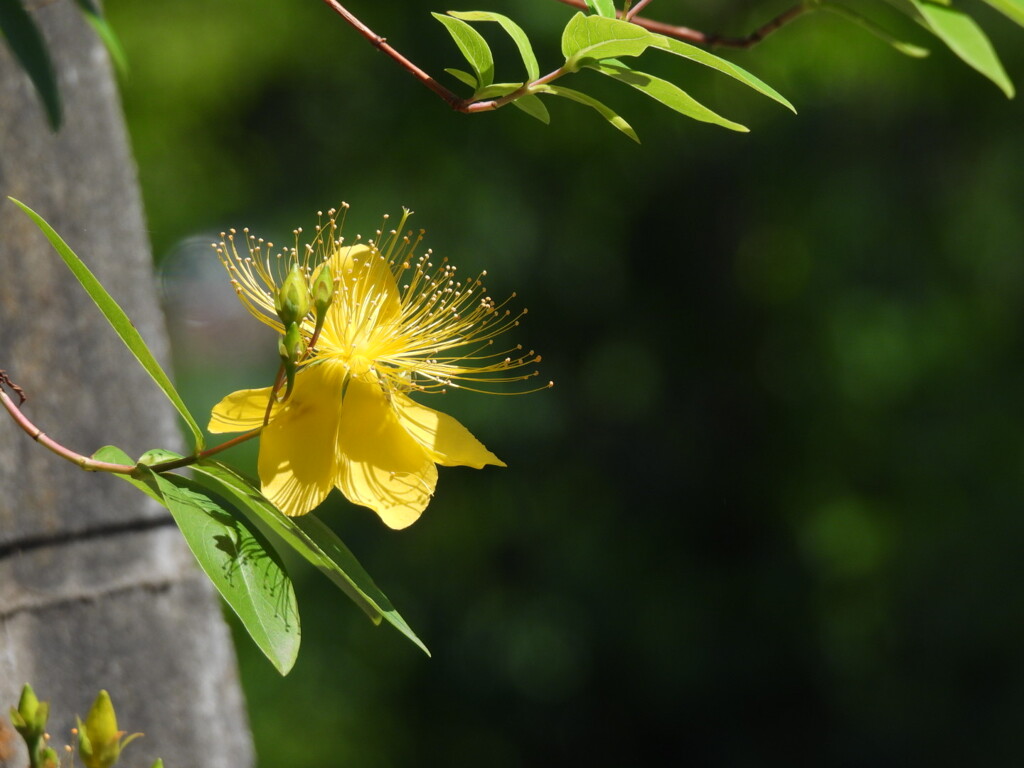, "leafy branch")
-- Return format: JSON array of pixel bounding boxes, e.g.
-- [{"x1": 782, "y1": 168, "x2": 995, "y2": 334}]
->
[{"x1": 320, "y1": 0, "x2": 1022, "y2": 141}]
